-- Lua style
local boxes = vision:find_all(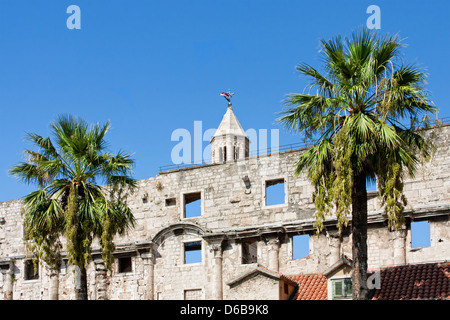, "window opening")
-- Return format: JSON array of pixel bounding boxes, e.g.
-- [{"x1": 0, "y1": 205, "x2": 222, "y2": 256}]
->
[
  {"x1": 184, "y1": 289, "x2": 202, "y2": 300},
  {"x1": 184, "y1": 192, "x2": 201, "y2": 218},
  {"x1": 24, "y1": 260, "x2": 39, "y2": 280},
  {"x1": 332, "y1": 278, "x2": 352, "y2": 299},
  {"x1": 184, "y1": 241, "x2": 202, "y2": 264},
  {"x1": 265, "y1": 179, "x2": 285, "y2": 206},
  {"x1": 165, "y1": 198, "x2": 176, "y2": 207},
  {"x1": 292, "y1": 234, "x2": 310, "y2": 259},
  {"x1": 411, "y1": 220, "x2": 431, "y2": 248},
  {"x1": 242, "y1": 240, "x2": 258, "y2": 264},
  {"x1": 118, "y1": 256, "x2": 132, "y2": 273}
]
